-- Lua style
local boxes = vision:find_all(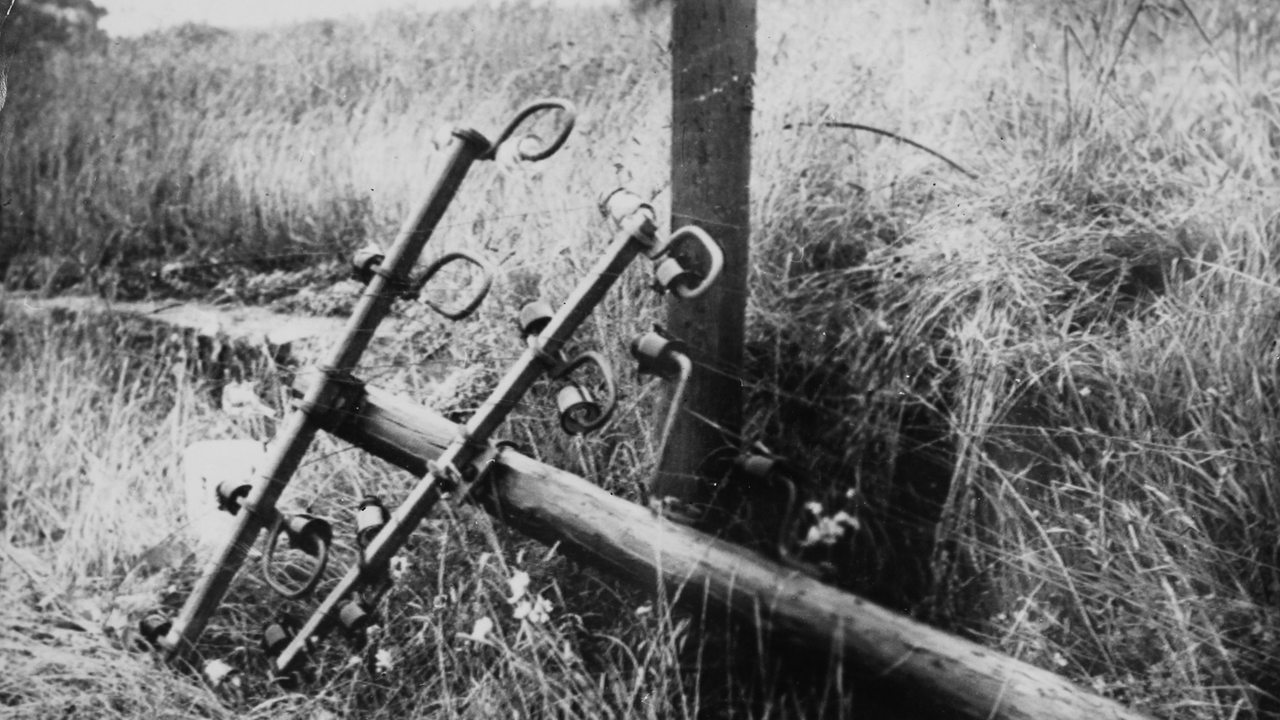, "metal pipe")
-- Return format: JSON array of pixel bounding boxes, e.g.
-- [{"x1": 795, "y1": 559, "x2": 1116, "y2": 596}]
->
[
  {"x1": 273, "y1": 207, "x2": 662, "y2": 673},
  {"x1": 160, "y1": 129, "x2": 491, "y2": 661}
]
